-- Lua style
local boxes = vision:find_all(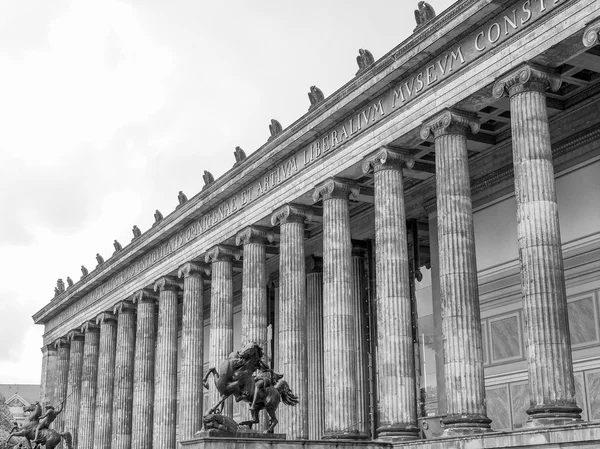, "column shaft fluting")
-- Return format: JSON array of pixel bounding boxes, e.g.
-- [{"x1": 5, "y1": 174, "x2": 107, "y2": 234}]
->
[
  {"x1": 313, "y1": 179, "x2": 360, "y2": 439},
  {"x1": 153, "y1": 277, "x2": 180, "y2": 449},
  {"x1": 41, "y1": 346, "x2": 58, "y2": 406},
  {"x1": 494, "y1": 65, "x2": 581, "y2": 426},
  {"x1": 64, "y1": 333, "x2": 84, "y2": 444},
  {"x1": 363, "y1": 149, "x2": 418, "y2": 439},
  {"x1": 306, "y1": 257, "x2": 324, "y2": 440},
  {"x1": 111, "y1": 304, "x2": 137, "y2": 449},
  {"x1": 53, "y1": 340, "x2": 70, "y2": 431},
  {"x1": 206, "y1": 247, "x2": 236, "y2": 416},
  {"x1": 272, "y1": 206, "x2": 309, "y2": 439},
  {"x1": 78, "y1": 324, "x2": 100, "y2": 449},
  {"x1": 131, "y1": 292, "x2": 157, "y2": 449},
  {"x1": 421, "y1": 110, "x2": 490, "y2": 435},
  {"x1": 93, "y1": 313, "x2": 118, "y2": 449},
  {"x1": 178, "y1": 263, "x2": 207, "y2": 441}
]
